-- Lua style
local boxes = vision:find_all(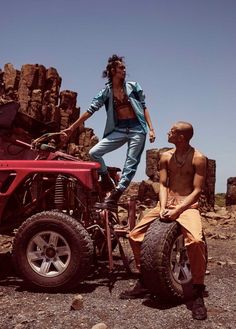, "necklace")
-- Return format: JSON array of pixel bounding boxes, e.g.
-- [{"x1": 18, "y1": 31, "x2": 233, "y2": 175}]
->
[{"x1": 174, "y1": 147, "x2": 192, "y2": 168}]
